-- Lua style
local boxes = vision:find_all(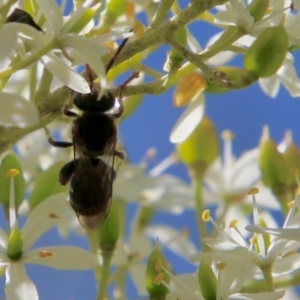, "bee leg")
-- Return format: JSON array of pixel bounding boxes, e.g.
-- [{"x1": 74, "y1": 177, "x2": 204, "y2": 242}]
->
[
  {"x1": 113, "y1": 72, "x2": 140, "y2": 118},
  {"x1": 62, "y1": 105, "x2": 78, "y2": 117},
  {"x1": 59, "y1": 160, "x2": 75, "y2": 185},
  {"x1": 44, "y1": 127, "x2": 73, "y2": 148},
  {"x1": 105, "y1": 30, "x2": 132, "y2": 73},
  {"x1": 85, "y1": 64, "x2": 94, "y2": 90}
]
